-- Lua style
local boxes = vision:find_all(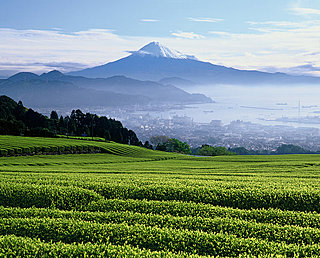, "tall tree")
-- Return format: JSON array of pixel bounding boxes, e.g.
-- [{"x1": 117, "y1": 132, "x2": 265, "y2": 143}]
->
[{"x1": 50, "y1": 110, "x2": 59, "y2": 120}]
